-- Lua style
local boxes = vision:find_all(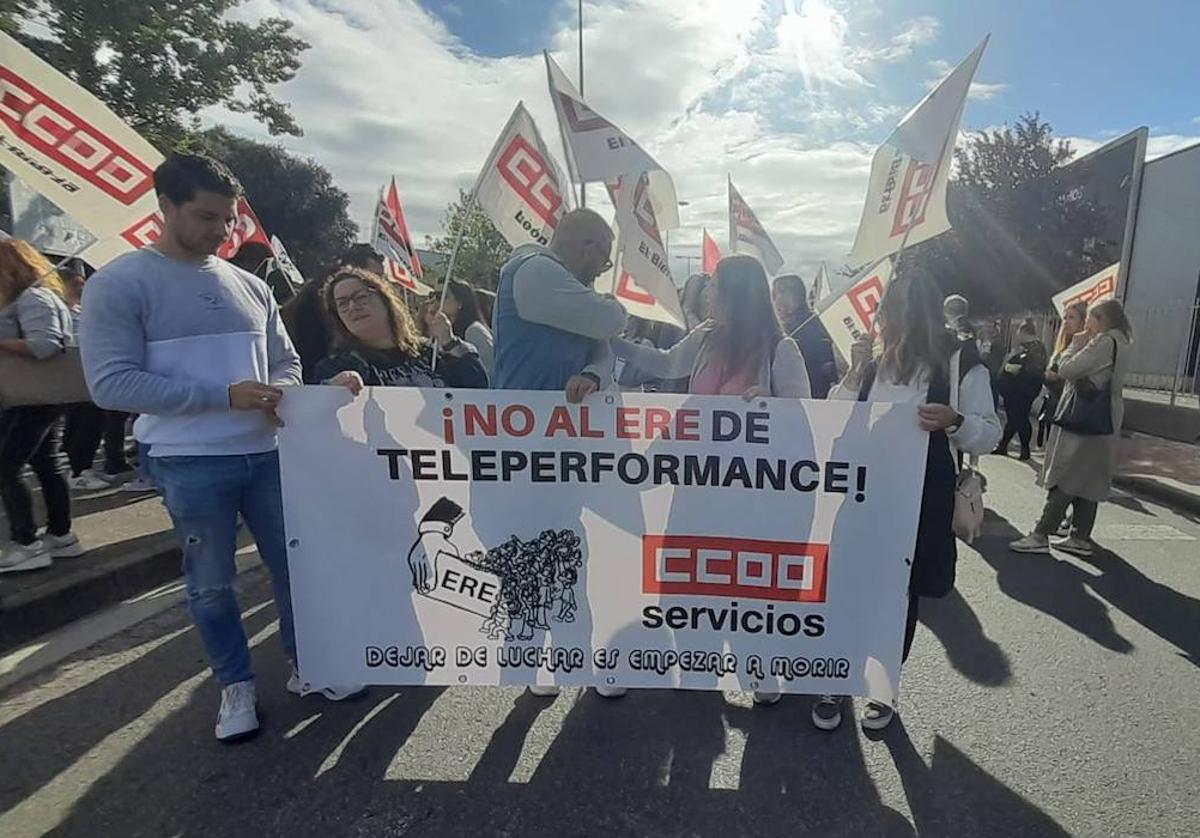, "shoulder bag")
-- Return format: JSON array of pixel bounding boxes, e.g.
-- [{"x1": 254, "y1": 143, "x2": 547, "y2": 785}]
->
[
  {"x1": 948, "y1": 350, "x2": 986, "y2": 544},
  {"x1": 1052, "y1": 337, "x2": 1116, "y2": 436}
]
